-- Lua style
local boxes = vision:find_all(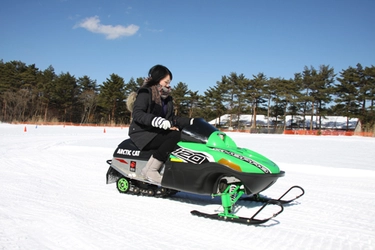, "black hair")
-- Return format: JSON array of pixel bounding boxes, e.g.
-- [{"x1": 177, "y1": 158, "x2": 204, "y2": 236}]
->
[{"x1": 145, "y1": 65, "x2": 173, "y2": 86}]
